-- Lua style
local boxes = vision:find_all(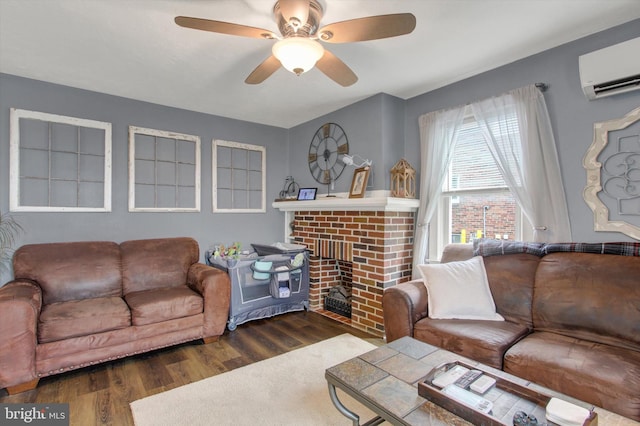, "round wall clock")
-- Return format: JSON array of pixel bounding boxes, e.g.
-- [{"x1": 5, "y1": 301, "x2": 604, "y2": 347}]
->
[{"x1": 308, "y1": 123, "x2": 349, "y2": 187}]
